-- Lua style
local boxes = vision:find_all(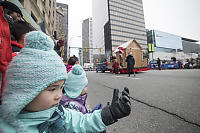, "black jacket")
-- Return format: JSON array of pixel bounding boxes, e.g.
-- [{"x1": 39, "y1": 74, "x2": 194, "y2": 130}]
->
[{"x1": 126, "y1": 55, "x2": 135, "y2": 69}]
